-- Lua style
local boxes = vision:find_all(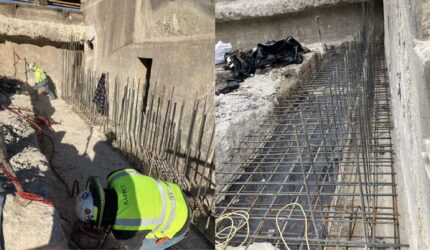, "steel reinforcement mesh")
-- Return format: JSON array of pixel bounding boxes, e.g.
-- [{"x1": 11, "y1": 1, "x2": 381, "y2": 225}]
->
[{"x1": 215, "y1": 2, "x2": 405, "y2": 249}]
